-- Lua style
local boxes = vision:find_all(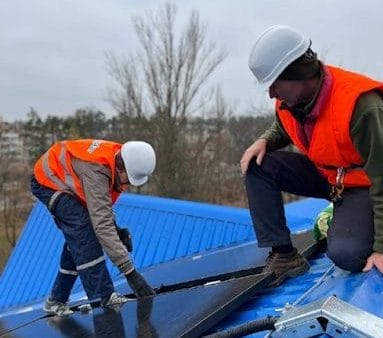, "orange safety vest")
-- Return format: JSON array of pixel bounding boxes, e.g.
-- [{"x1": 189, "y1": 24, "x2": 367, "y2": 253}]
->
[
  {"x1": 276, "y1": 66, "x2": 383, "y2": 188},
  {"x1": 34, "y1": 139, "x2": 122, "y2": 204}
]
